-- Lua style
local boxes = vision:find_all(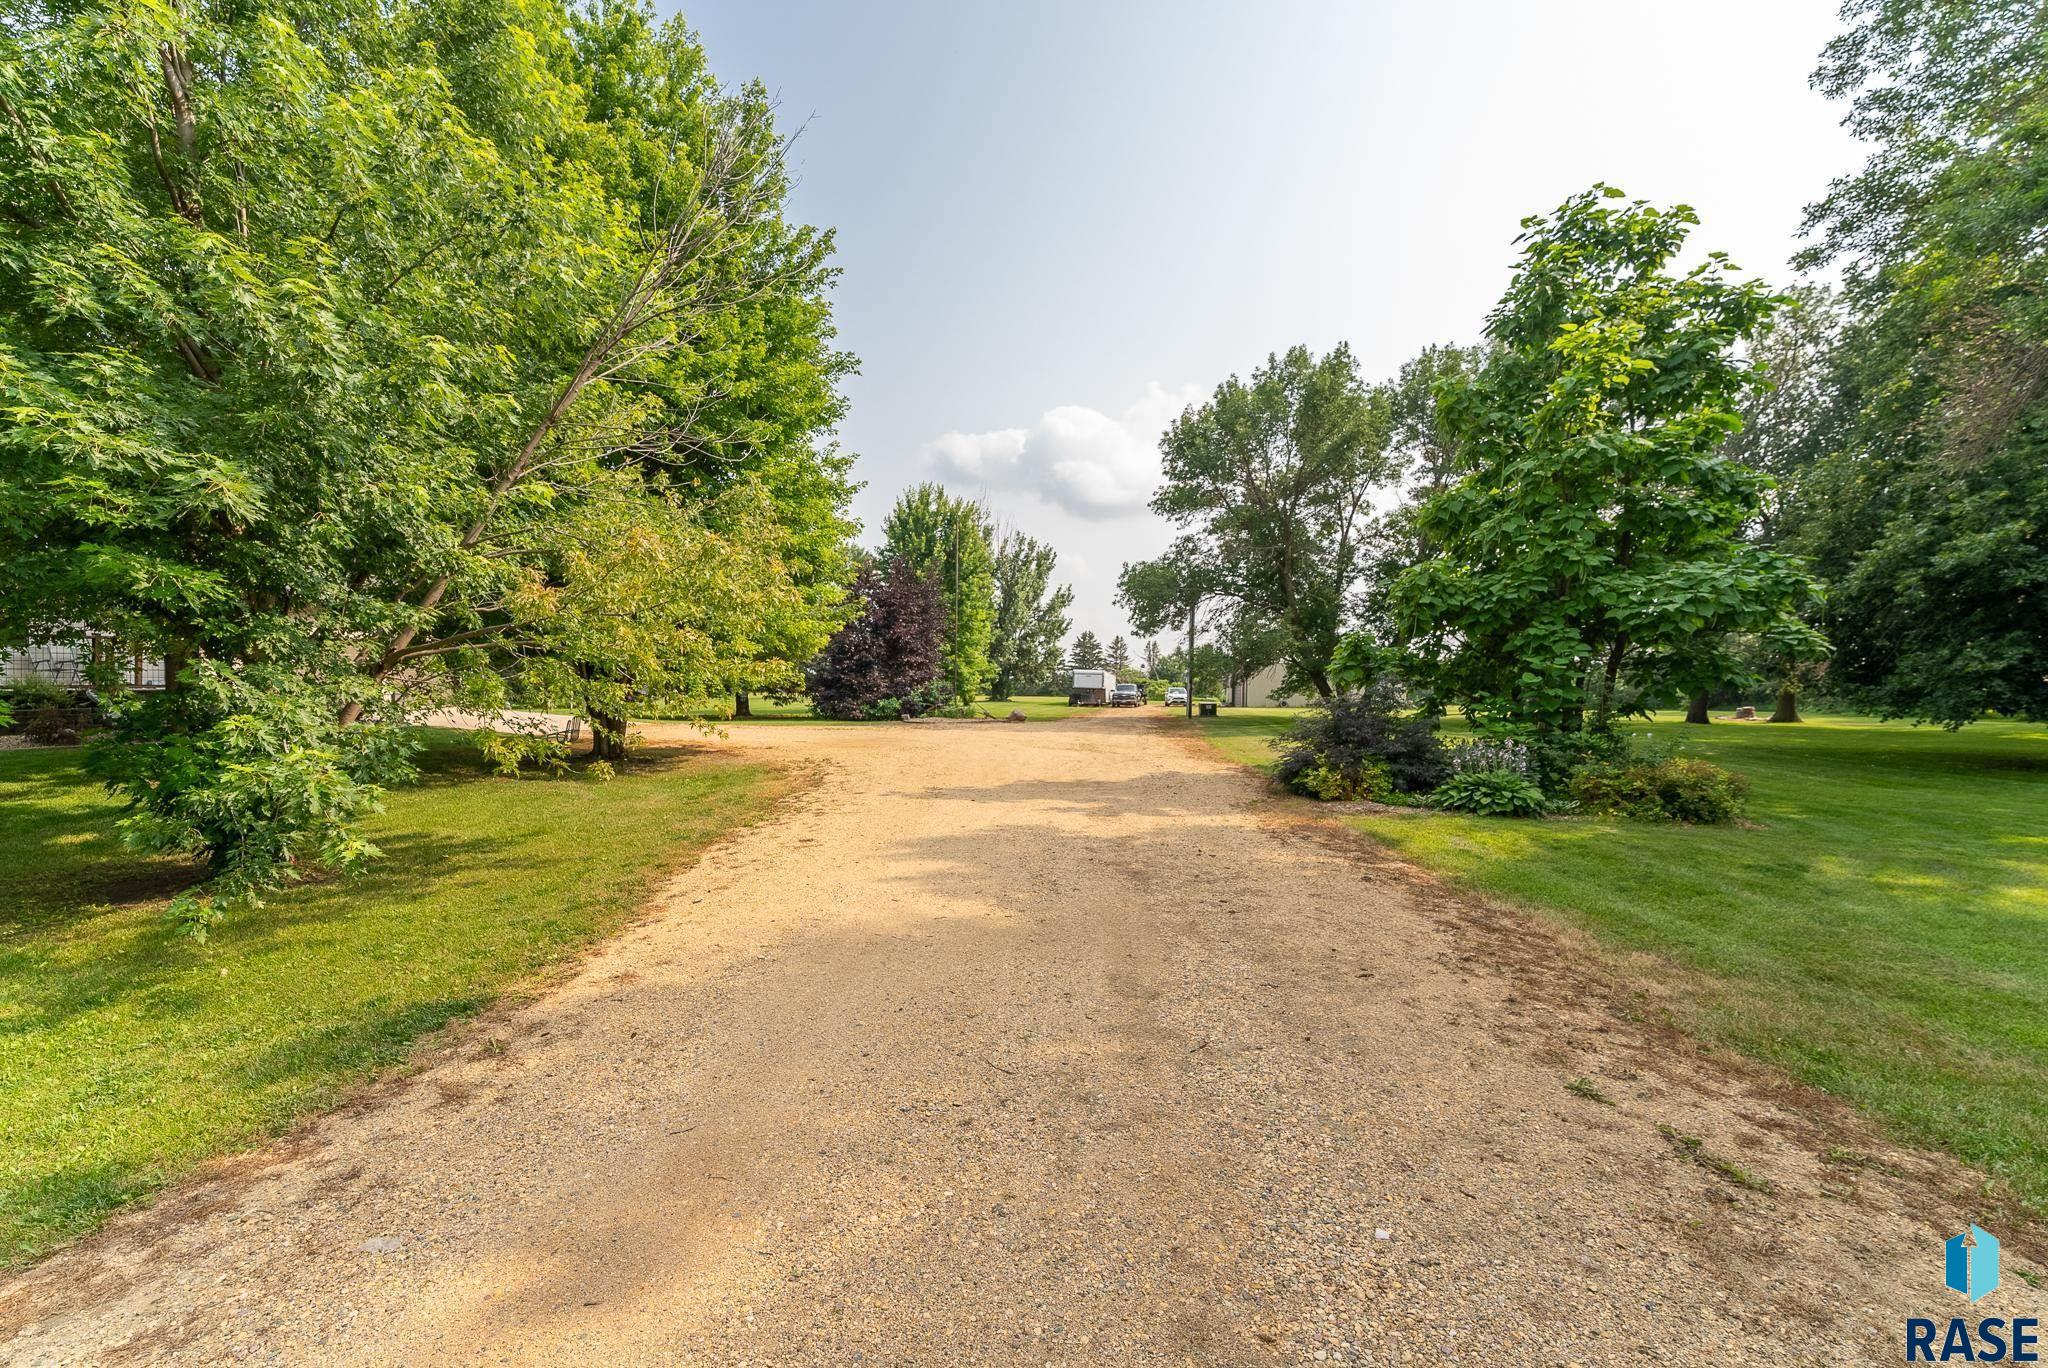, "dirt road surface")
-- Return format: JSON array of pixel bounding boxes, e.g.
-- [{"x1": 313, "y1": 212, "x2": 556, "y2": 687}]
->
[{"x1": 3, "y1": 713, "x2": 2037, "y2": 1365}]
